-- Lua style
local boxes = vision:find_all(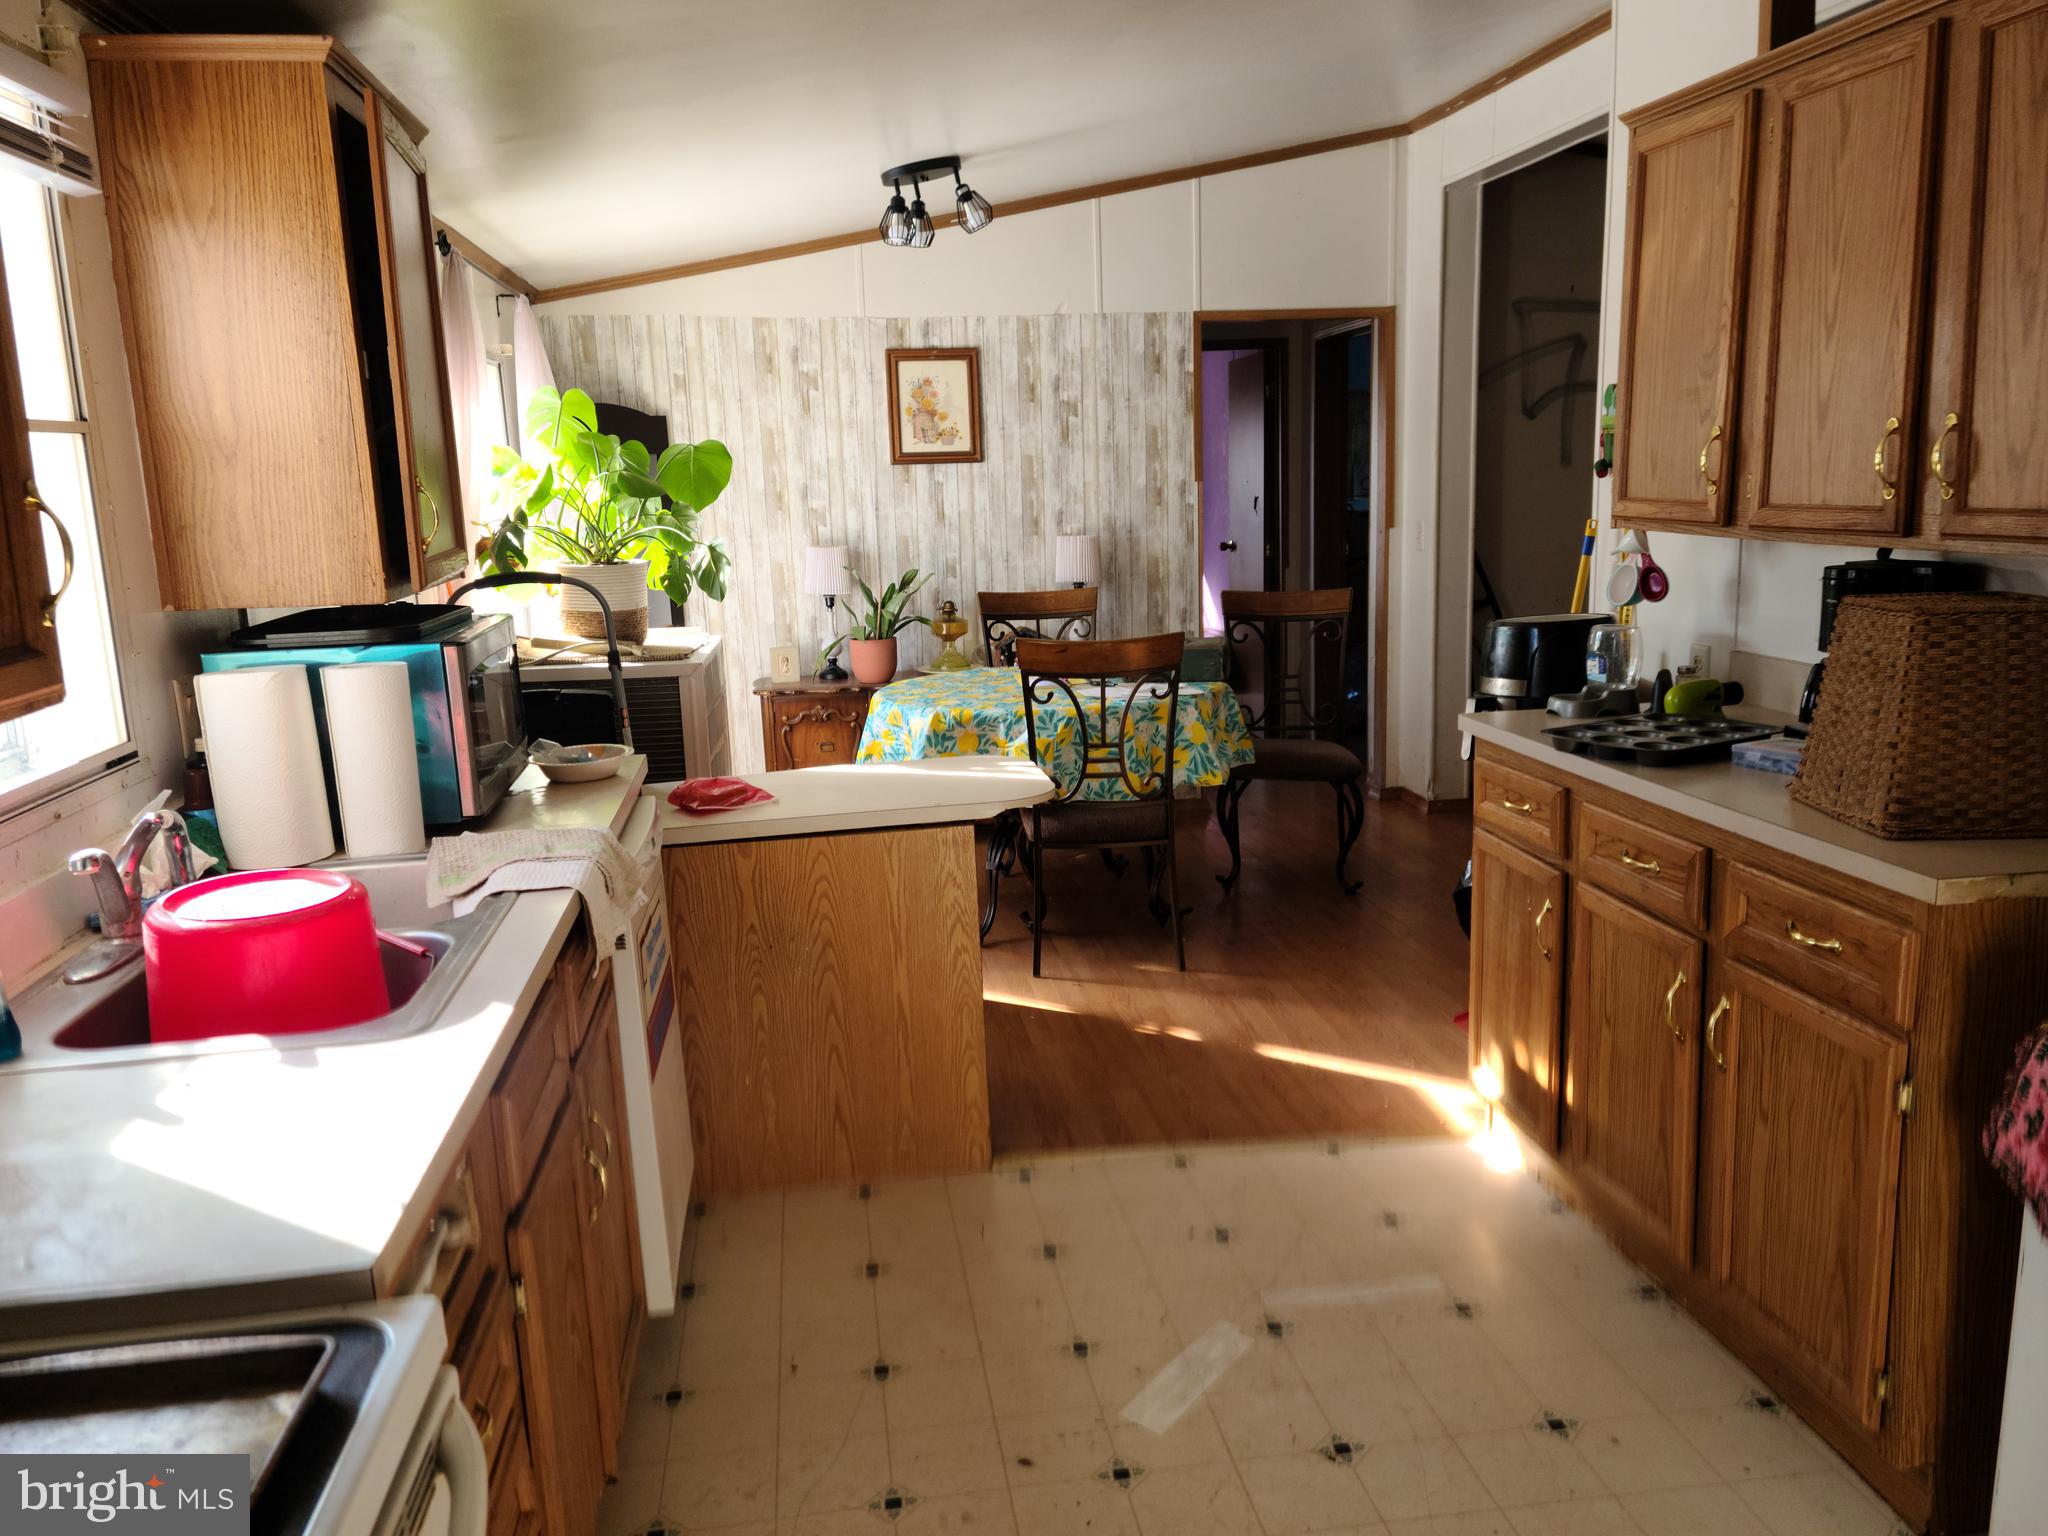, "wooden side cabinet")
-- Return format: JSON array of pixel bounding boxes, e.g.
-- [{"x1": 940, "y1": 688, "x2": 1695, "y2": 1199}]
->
[
  {"x1": 755, "y1": 675, "x2": 878, "y2": 770},
  {"x1": 1468, "y1": 830, "x2": 1567, "y2": 1150},
  {"x1": 0, "y1": 239, "x2": 59, "y2": 725},
  {"x1": 84, "y1": 35, "x2": 465, "y2": 608}
]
